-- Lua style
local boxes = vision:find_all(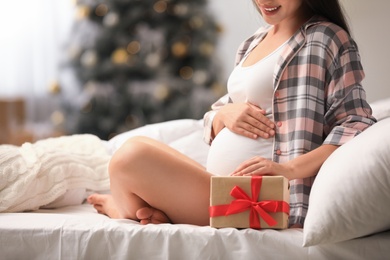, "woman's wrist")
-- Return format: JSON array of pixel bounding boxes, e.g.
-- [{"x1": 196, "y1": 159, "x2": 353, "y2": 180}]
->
[
  {"x1": 212, "y1": 112, "x2": 225, "y2": 138},
  {"x1": 281, "y1": 144, "x2": 338, "y2": 180},
  {"x1": 281, "y1": 161, "x2": 296, "y2": 180}
]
